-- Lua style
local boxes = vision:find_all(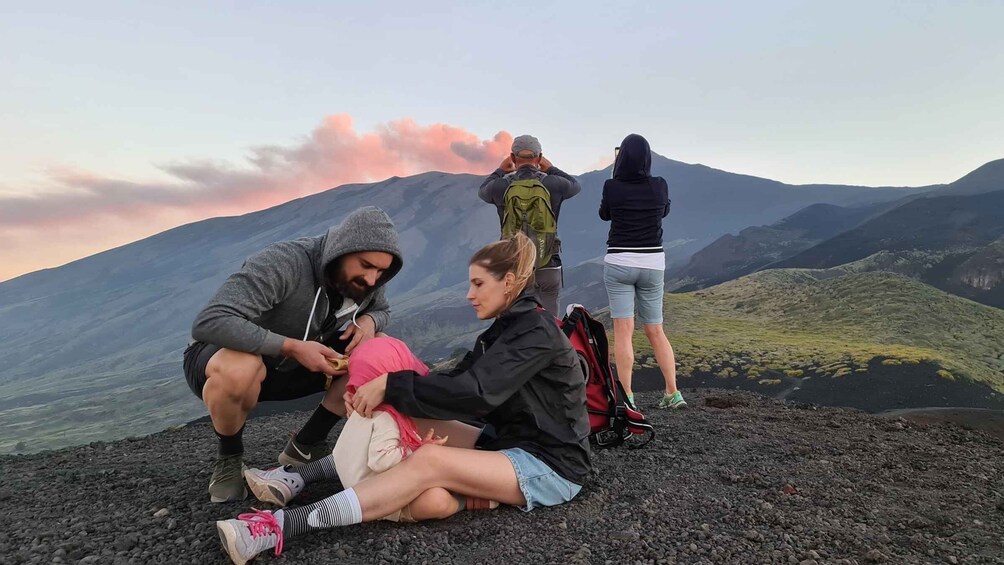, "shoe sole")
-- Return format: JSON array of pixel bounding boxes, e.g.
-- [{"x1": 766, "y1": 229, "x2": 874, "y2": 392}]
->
[
  {"x1": 216, "y1": 520, "x2": 250, "y2": 565},
  {"x1": 244, "y1": 469, "x2": 291, "y2": 507}
]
